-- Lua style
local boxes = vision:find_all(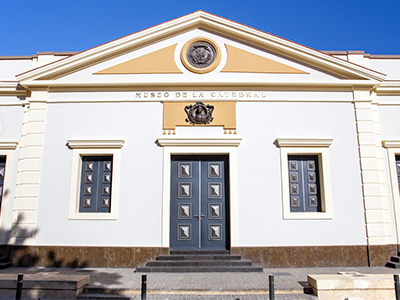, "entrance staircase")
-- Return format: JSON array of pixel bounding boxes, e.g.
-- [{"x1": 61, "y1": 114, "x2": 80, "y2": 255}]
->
[
  {"x1": 0, "y1": 254, "x2": 13, "y2": 270},
  {"x1": 135, "y1": 249, "x2": 263, "y2": 272},
  {"x1": 386, "y1": 252, "x2": 400, "y2": 268}
]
